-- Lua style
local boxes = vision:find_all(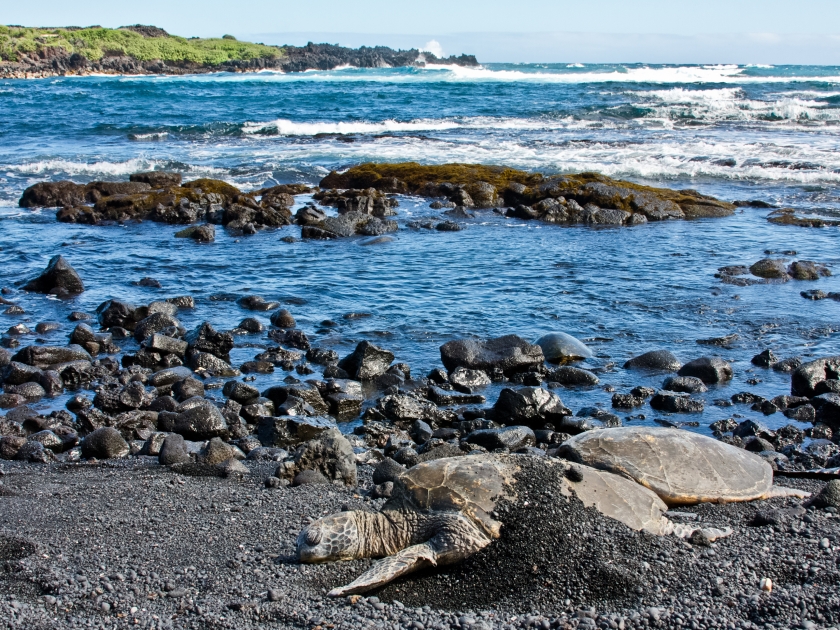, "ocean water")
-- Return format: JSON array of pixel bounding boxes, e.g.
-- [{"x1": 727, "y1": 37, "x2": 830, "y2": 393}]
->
[{"x1": 1, "y1": 63, "x2": 839, "y2": 435}]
